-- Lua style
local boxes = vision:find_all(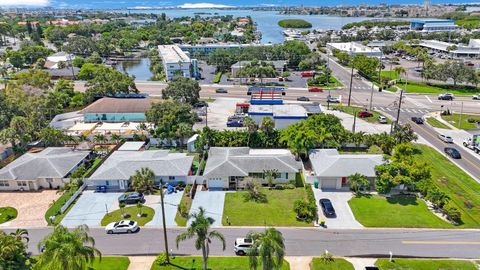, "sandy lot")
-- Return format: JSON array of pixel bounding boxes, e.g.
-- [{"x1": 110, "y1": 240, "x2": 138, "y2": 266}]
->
[{"x1": 0, "y1": 190, "x2": 60, "y2": 227}]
